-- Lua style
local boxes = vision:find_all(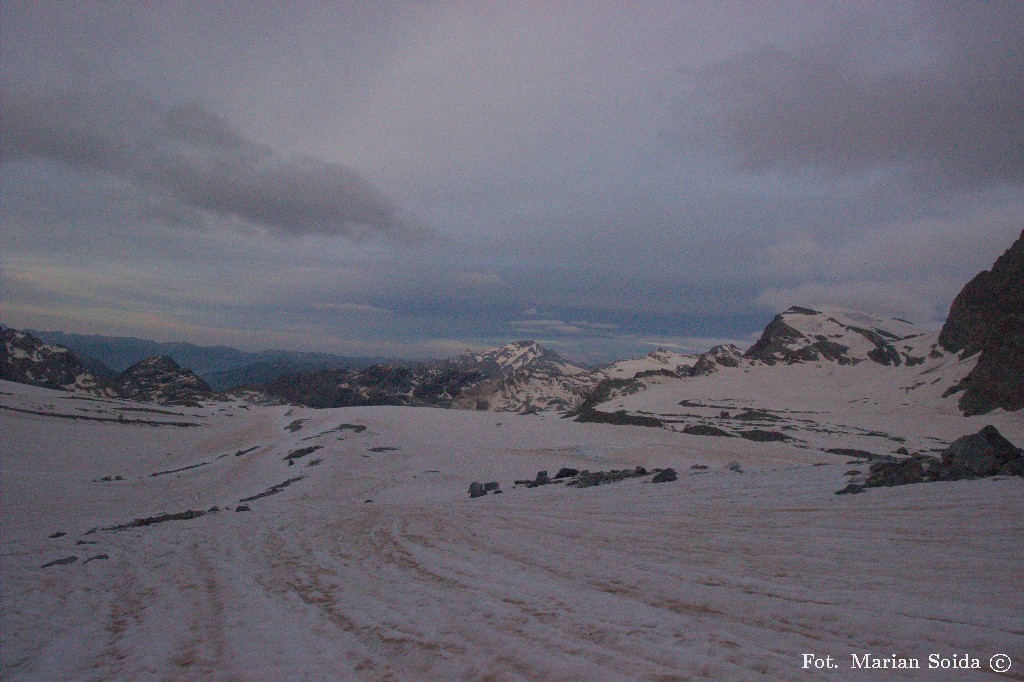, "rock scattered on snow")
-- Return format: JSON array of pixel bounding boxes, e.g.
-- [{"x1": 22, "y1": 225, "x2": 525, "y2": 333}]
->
[
  {"x1": 836, "y1": 425, "x2": 1024, "y2": 493},
  {"x1": 651, "y1": 468, "x2": 678, "y2": 483}
]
